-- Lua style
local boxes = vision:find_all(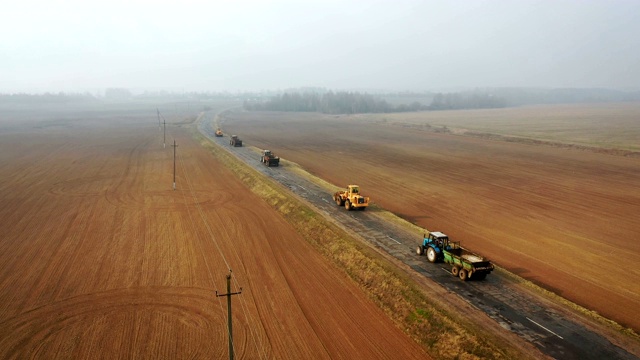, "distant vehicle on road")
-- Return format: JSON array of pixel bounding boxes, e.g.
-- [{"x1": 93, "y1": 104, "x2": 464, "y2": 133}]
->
[{"x1": 229, "y1": 135, "x2": 242, "y2": 147}]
